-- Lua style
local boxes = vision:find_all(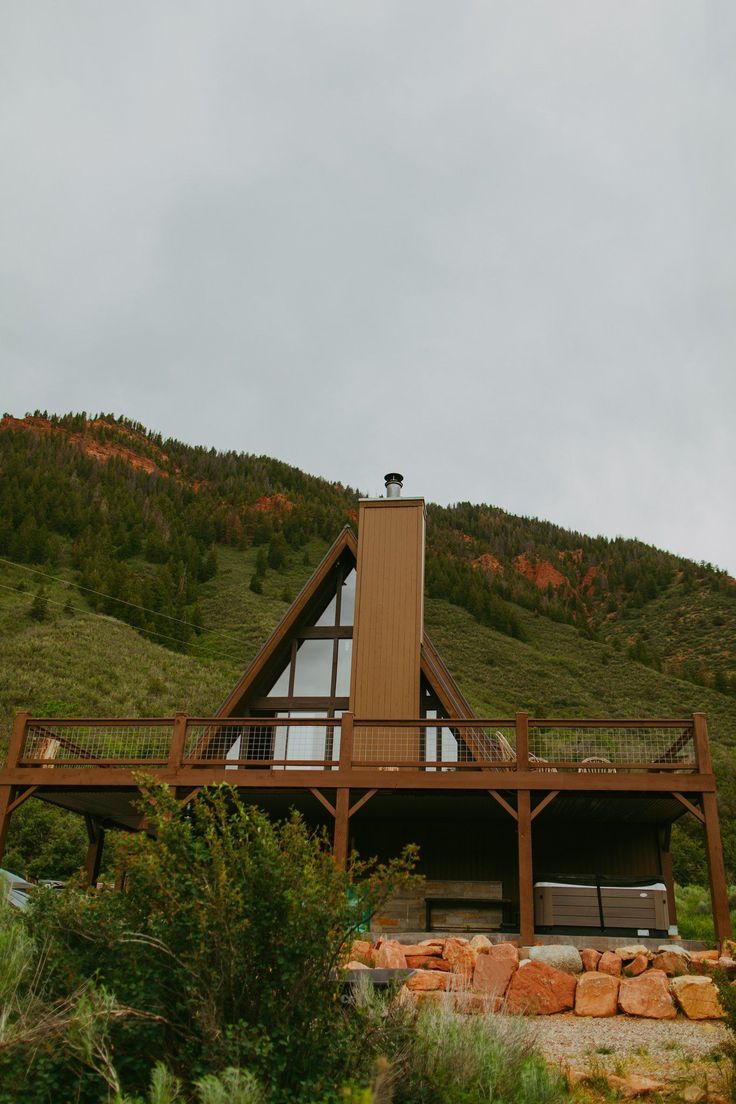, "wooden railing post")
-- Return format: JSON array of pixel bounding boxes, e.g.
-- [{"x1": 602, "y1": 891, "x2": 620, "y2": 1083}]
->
[
  {"x1": 339, "y1": 712, "x2": 354, "y2": 773},
  {"x1": 334, "y1": 712, "x2": 353, "y2": 868},
  {"x1": 693, "y1": 713, "x2": 712, "y2": 774},
  {"x1": 7, "y1": 711, "x2": 30, "y2": 769},
  {"x1": 167, "y1": 713, "x2": 188, "y2": 772},
  {"x1": 515, "y1": 712, "x2": 529, "y2": 771}
]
